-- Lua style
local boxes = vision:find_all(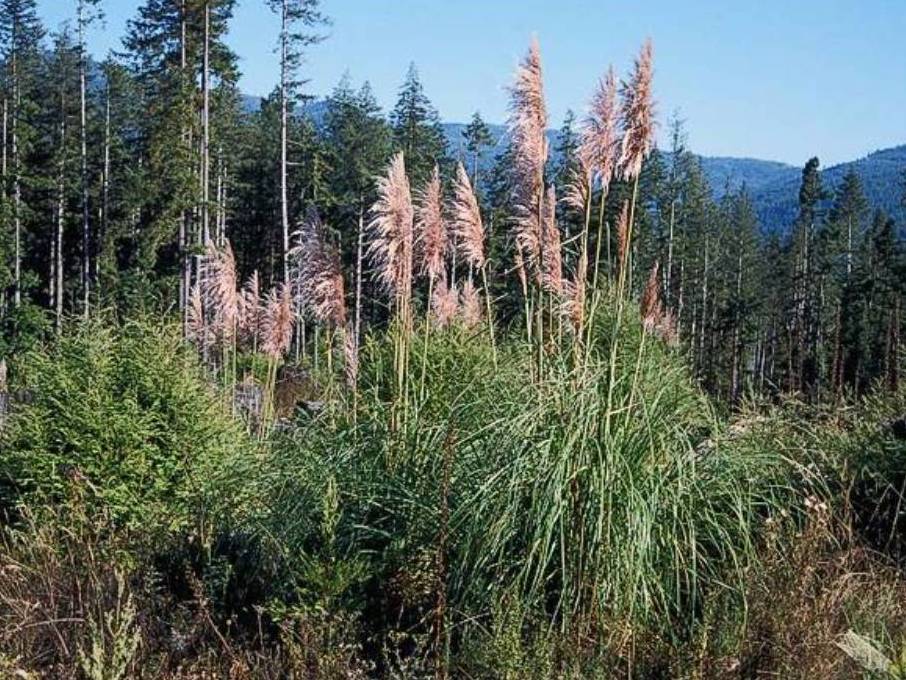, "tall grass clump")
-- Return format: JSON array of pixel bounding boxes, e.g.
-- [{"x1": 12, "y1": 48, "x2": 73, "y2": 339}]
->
[{"x1": 243, "y1": 295, "x2": 799, "y2": 670}]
